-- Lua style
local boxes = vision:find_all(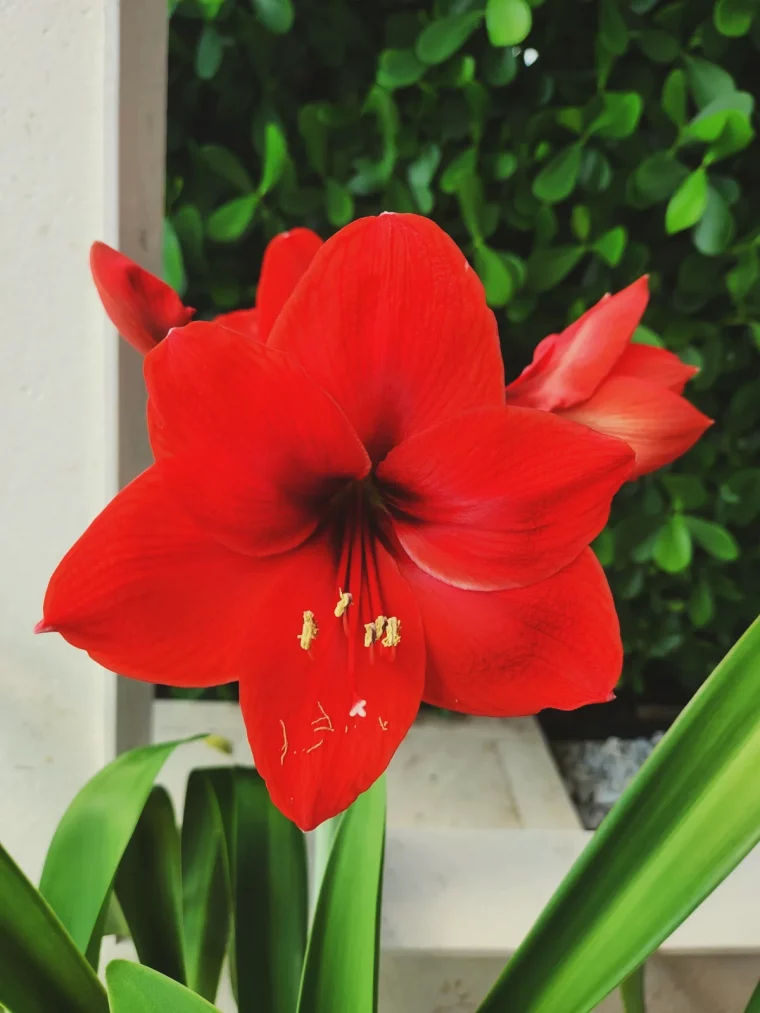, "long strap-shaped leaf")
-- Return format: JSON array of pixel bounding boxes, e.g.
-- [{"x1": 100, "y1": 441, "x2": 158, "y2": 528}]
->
[
  {"x1": 105, "y1": 960, "x2": 221, "y2": 1012},
  {"x1": 620, "y1": 966, "x2": 646, "y2": 1013},
  {"x1": 0, "y1": 841, "x2": 107, "y2": 1013},
  {"x1": 39, "y1": 737, "x2": 201, "y2": 955},
  {"x1": 182, "y1": 769, "x2": 232, "y2": 1002},
  {"x1": 745, "y1": 980, "x2": 760, "y2": 1012},
  {"x1": 233, "y1": 767, "x2": 308, "y2": 1013},
  {"x1": 478, "y1": 615, "x2": 760, "y2": 1013},
  {"x1": 115, "y1": 785, "x2": 186, "y2": 983},
  {"x1": 297, "y1": 778, "x2": 386, "y2": 1013}
]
